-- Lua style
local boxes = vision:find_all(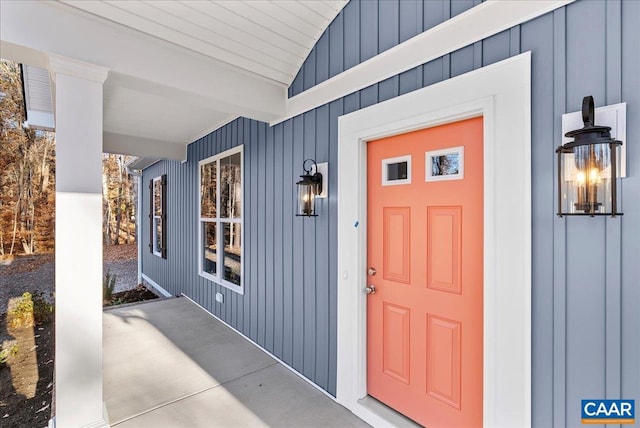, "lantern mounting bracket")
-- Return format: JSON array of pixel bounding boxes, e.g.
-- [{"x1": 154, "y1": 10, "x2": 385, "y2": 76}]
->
[{"x1": 302, "y1": 158, "x2": 323, "y2": 195}]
